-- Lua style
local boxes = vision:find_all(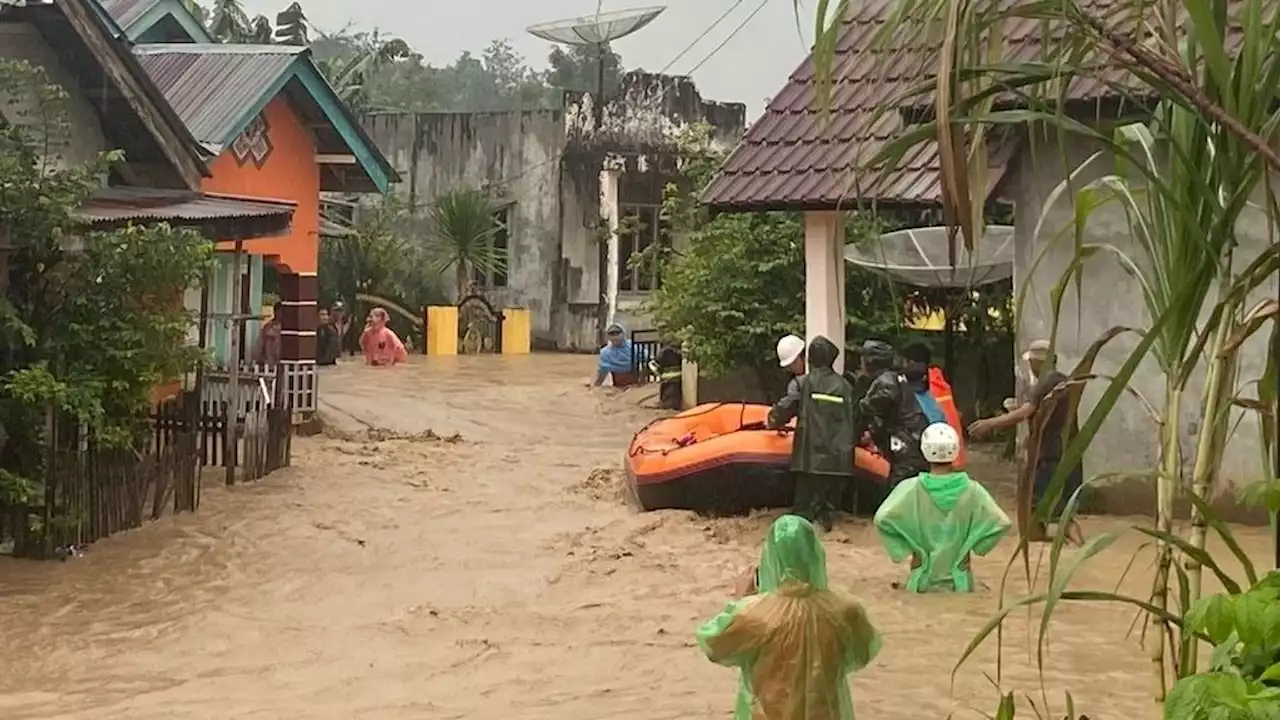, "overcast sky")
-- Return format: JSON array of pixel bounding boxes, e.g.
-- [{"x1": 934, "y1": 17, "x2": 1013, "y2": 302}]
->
[{"x1": 239, "y1": 0, "x2": 817, "y2": 119}]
